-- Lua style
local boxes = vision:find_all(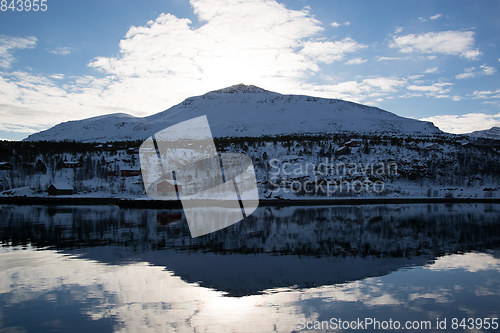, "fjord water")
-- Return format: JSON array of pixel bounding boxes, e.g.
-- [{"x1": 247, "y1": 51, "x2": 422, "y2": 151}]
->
[{"x1": 0, "y1": 204, "x2": 499, "y2": 332}]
